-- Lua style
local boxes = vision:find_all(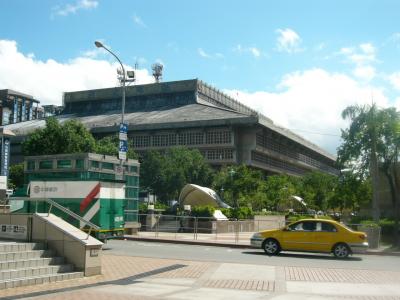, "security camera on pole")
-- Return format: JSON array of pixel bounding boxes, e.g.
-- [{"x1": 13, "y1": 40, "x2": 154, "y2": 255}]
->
[{"x1": 94, "y1": 41, "x2": 135, "y2": 166}]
